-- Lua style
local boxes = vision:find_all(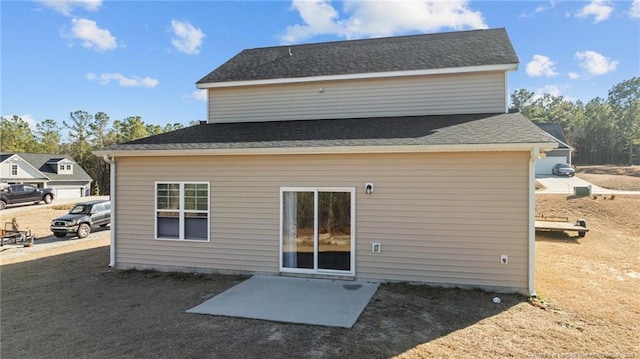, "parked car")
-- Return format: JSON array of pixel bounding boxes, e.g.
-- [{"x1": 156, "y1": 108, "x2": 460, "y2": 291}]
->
[
  {"x1": 50, "y1": 200, "x2": 111, "y2": 238},
  {"x1": 552, "y1": 163, "x2": 575, "y2": 177},
  {"x1": 0, "y1": 184, "x2": 54, "y2": 210}
]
